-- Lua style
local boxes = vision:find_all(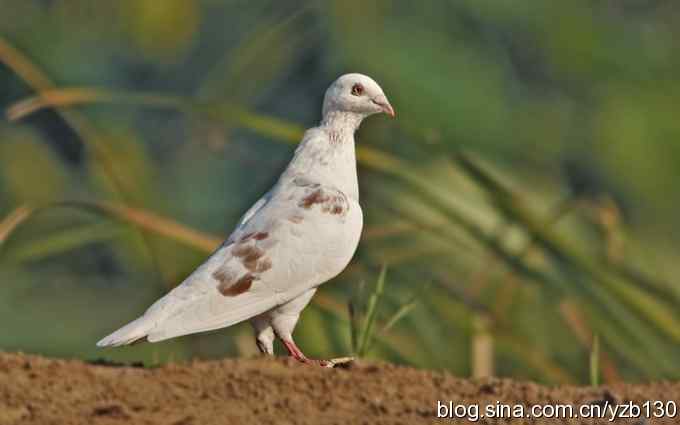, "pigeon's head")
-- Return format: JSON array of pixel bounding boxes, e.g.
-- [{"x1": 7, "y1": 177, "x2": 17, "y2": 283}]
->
[{"x1": 322, "y1": 73, "x2": 394, "y2": 120}]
